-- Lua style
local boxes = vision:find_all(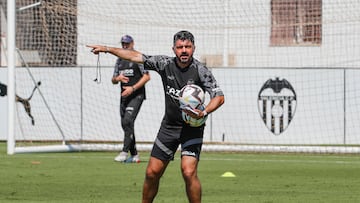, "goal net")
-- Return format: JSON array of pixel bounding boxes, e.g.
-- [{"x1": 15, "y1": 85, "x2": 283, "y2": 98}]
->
[{"x1": 2, "y1": 0, "x2": 360, "y2": 154}]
